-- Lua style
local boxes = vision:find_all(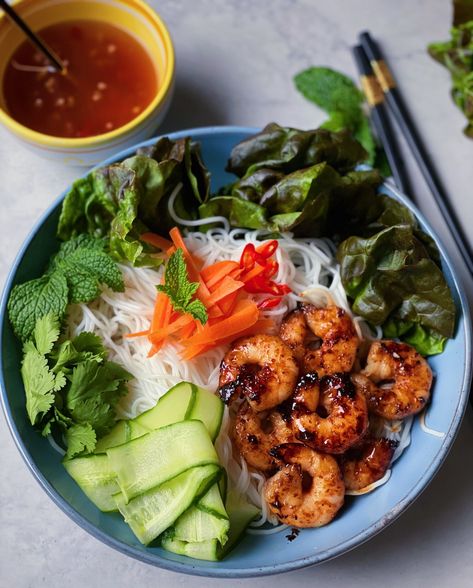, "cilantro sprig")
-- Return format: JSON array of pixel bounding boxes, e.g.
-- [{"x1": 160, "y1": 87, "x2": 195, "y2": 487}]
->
[
  {"x1": 21, "y1": 314, "x2": 131, "y2": 458},
  {"x1": 157, "y1": 249, "x2": 208, "y2": 324},
  {"x1": 8, "y1": 235, "x2": 124, "y2": 342}
]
